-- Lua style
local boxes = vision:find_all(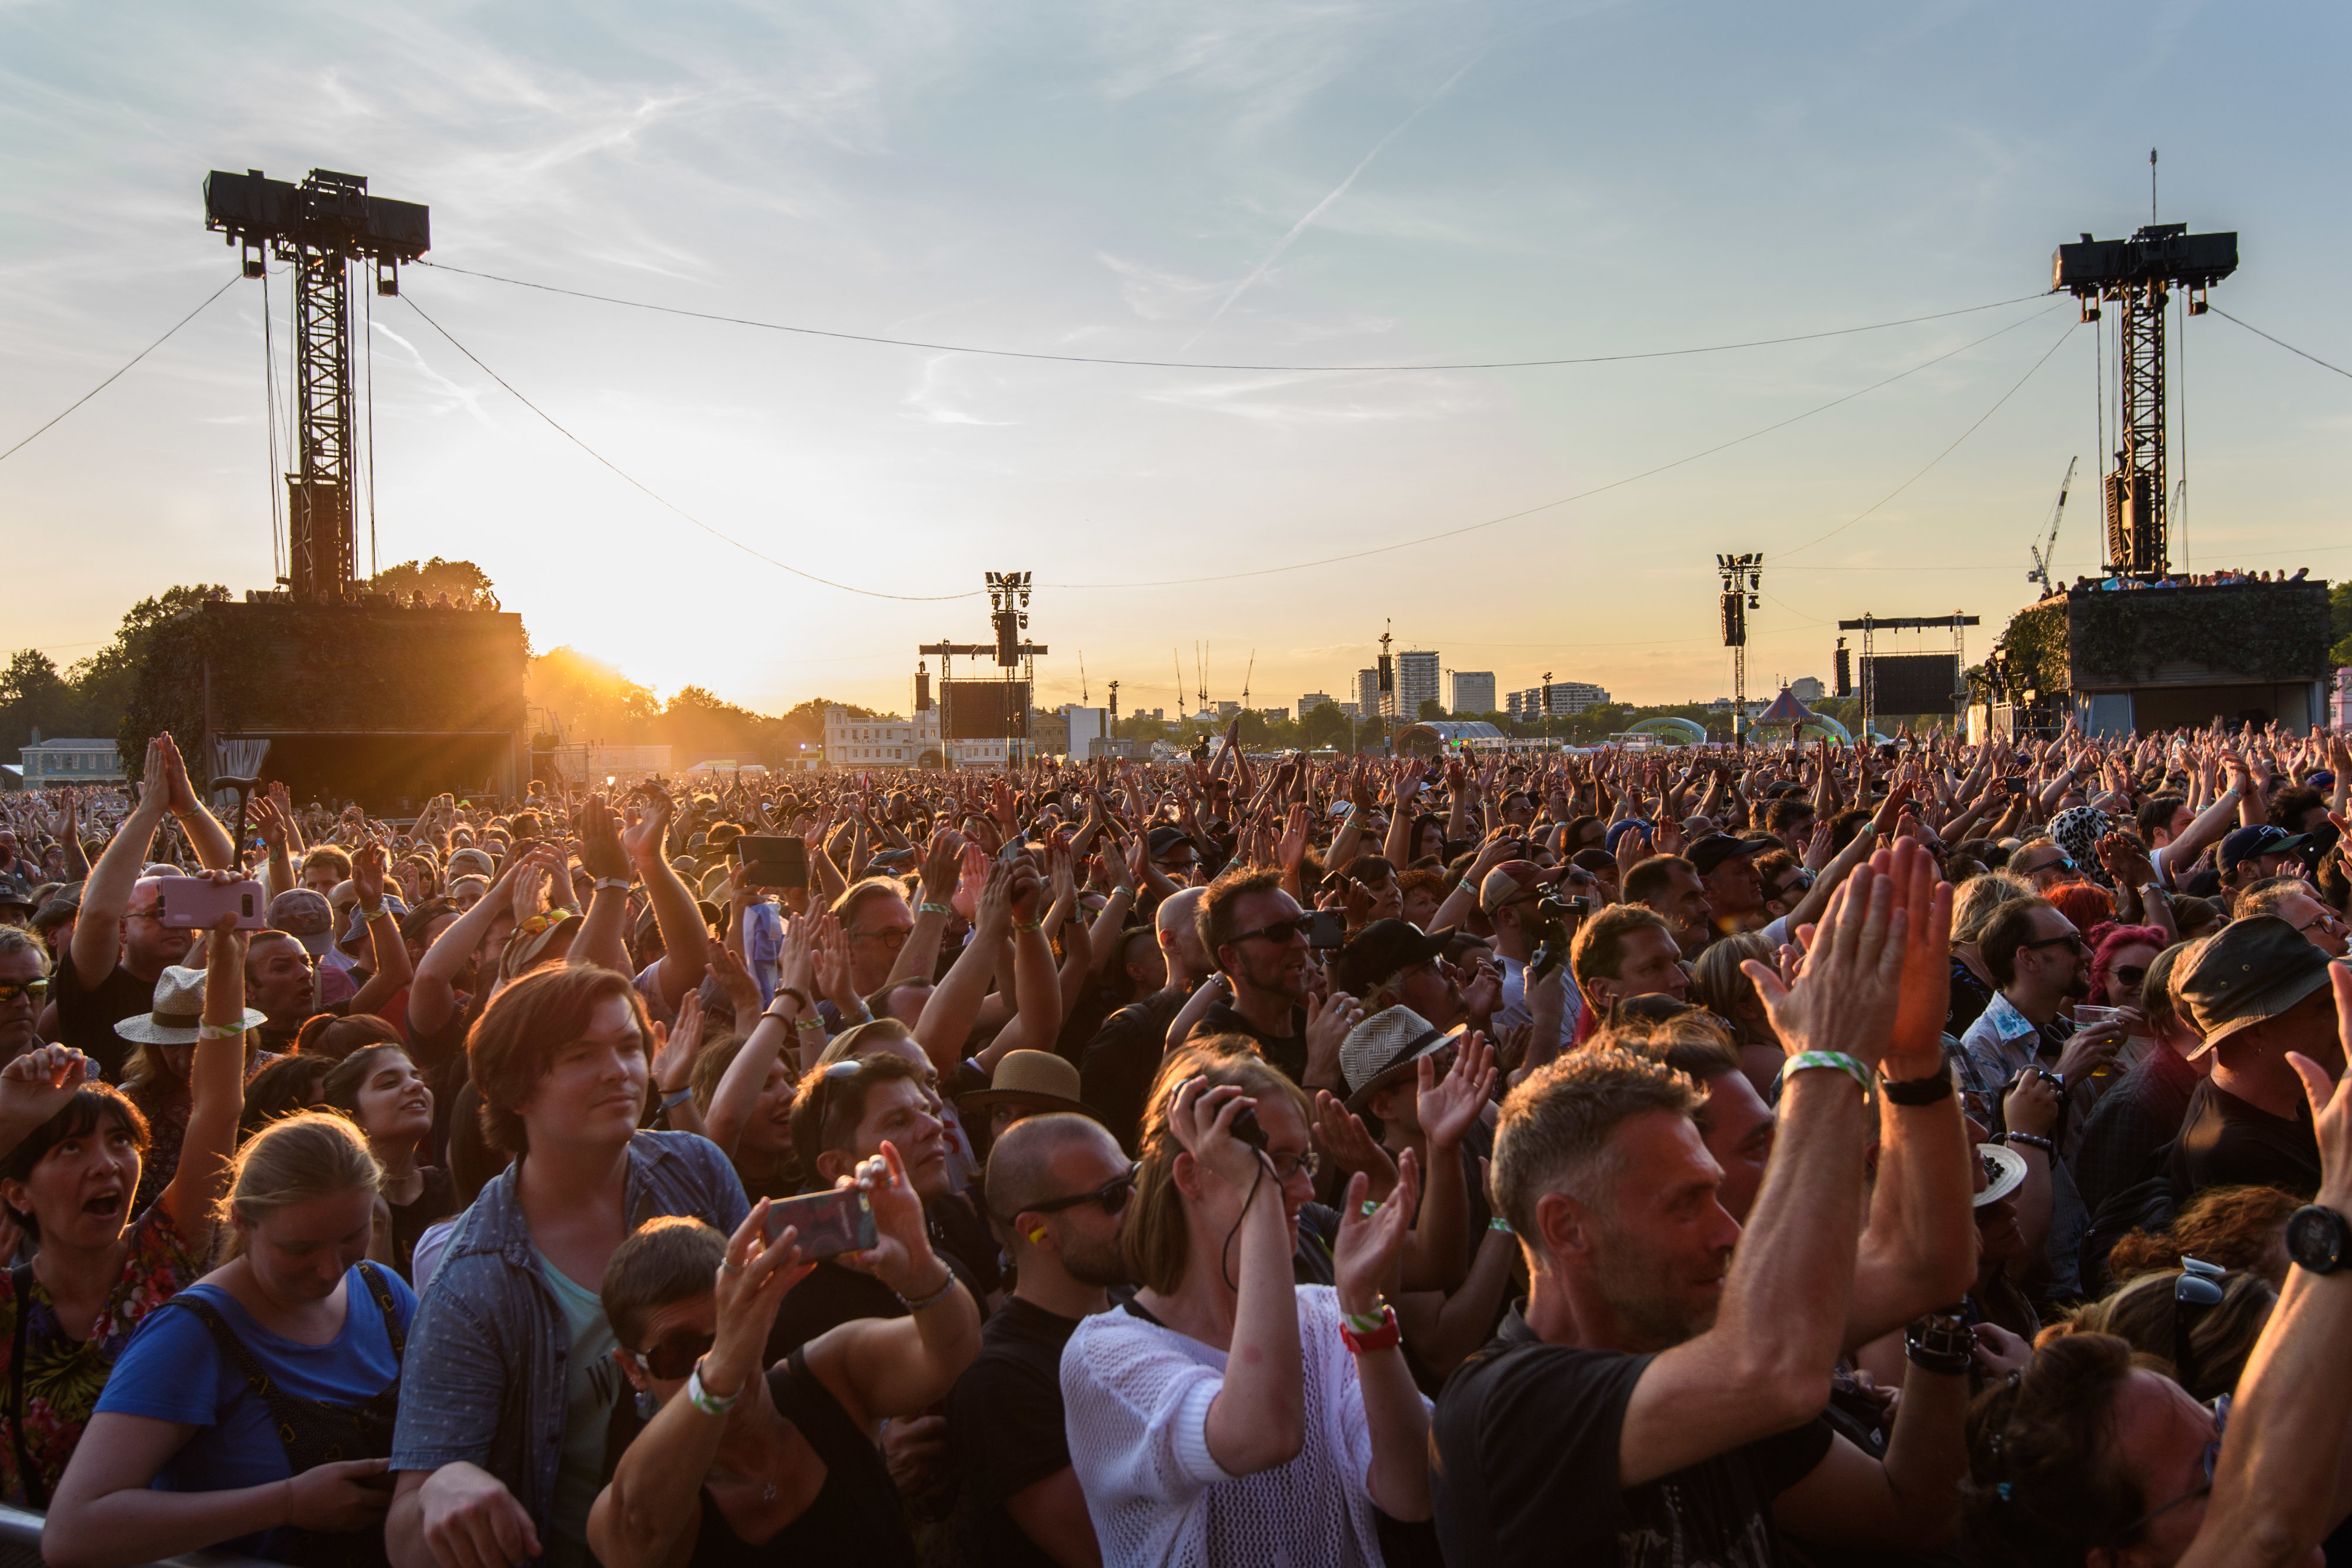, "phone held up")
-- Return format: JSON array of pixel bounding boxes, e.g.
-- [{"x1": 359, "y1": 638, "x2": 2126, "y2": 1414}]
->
[
  {"x1": 764, "y1": 1187, "x2": 878, "y2": 1258},
  {"x1": 731, "y1": 835, "x2": 809, "y2": 891},
  {"x1": 1301, "y1": 909, "x2": 1347, "y2": 950},
  {"x1": 153, "y1": 877, "x2": 266, "y2": 931}
]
